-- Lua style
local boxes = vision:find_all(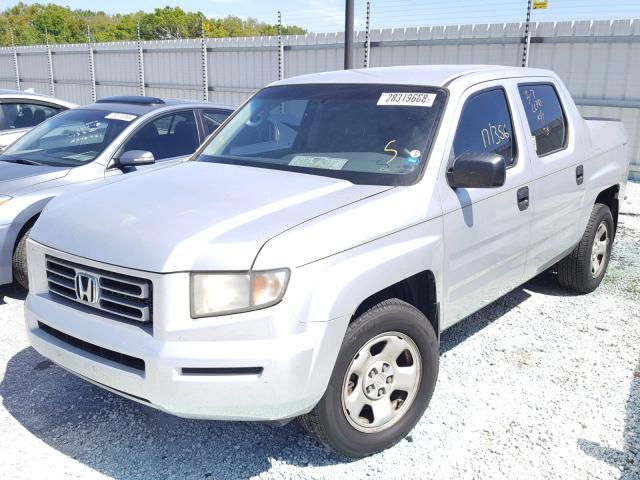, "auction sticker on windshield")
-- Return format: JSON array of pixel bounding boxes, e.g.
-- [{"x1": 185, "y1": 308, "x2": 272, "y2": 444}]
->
[
  {"x1": 105, "y1": 112, "x2": 137, "y2": 122},
  {"x1": 289, "y1": 156, "x2": 348, "y2": 170},
  {"x1": 377, "y1": 92, "x2": 437, "y2": 107}
]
